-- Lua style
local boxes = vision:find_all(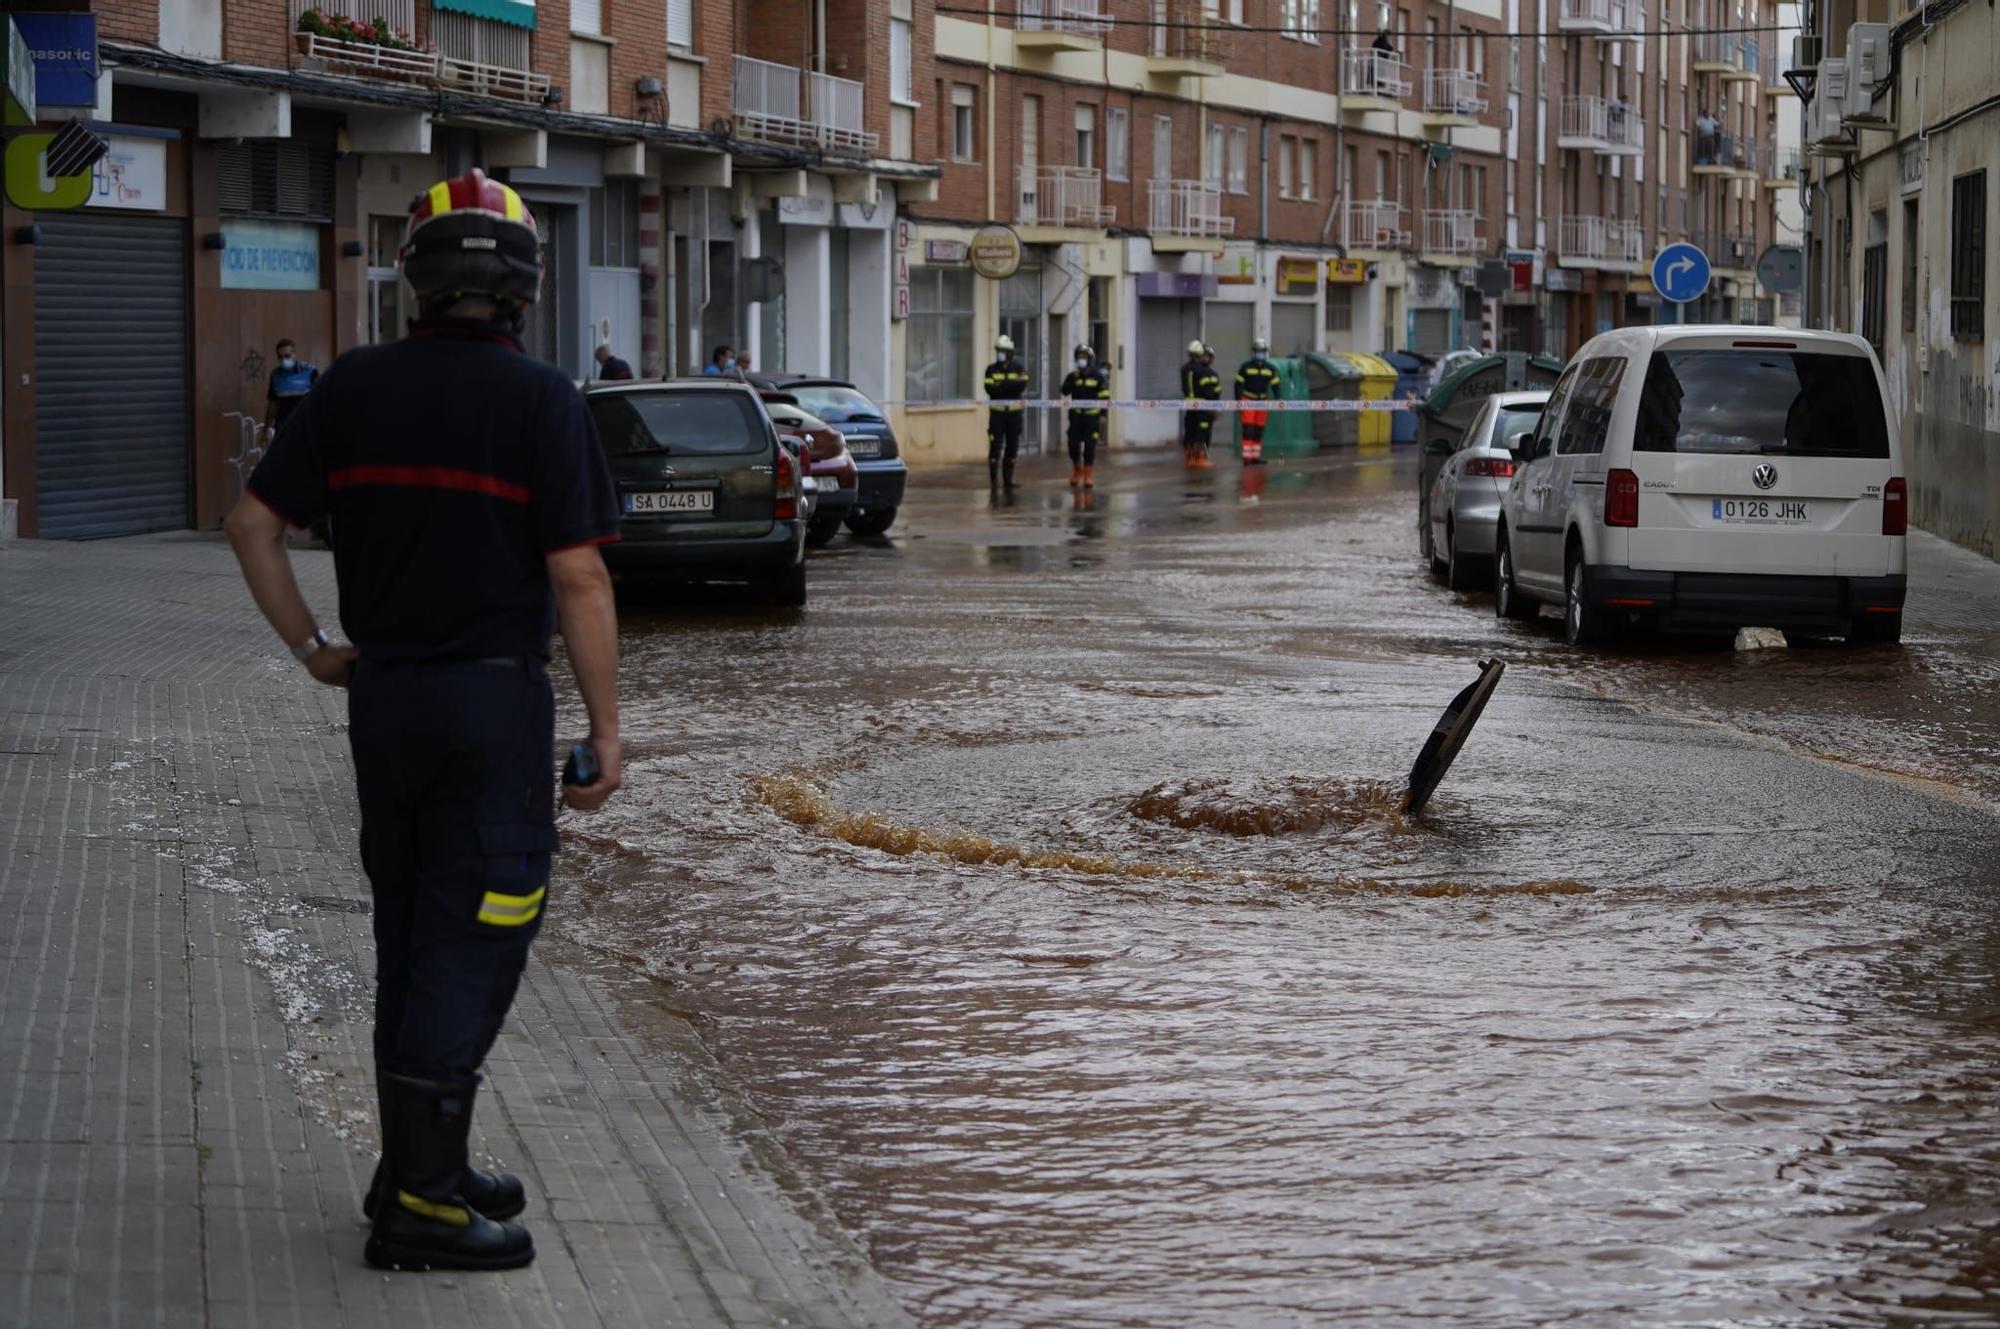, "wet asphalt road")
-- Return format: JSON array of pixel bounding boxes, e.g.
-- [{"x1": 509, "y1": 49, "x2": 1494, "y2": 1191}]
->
[{"x1": 556, "y1": 450, "x2": 2000, "y2": 1328}]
